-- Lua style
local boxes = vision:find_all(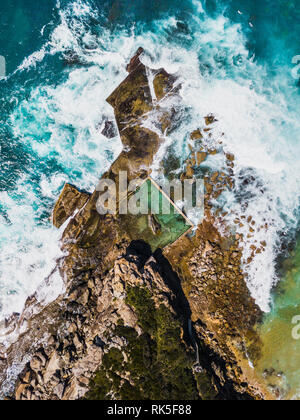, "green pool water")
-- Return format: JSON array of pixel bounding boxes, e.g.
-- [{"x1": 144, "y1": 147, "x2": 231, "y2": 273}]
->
[{"x1": 119, "y1": 179, "x2": 193, "y2": 251}]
